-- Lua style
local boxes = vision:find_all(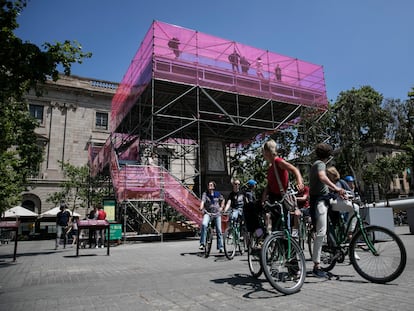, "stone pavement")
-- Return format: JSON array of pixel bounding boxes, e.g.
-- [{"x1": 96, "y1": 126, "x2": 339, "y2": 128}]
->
[{"x1": 0, "y1": 226, "x2": 413, "y2": 311}]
